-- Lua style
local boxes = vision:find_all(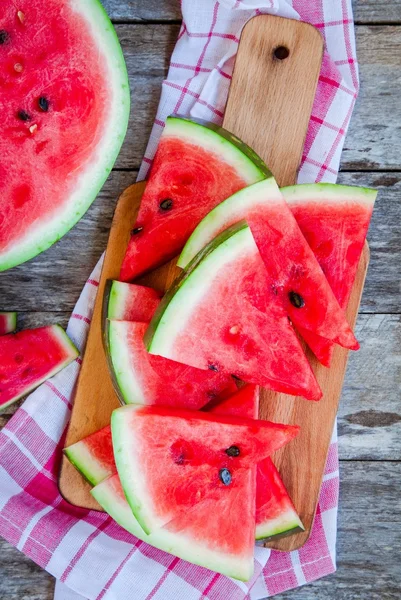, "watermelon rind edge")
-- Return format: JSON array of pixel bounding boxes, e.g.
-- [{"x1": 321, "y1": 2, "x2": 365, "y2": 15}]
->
[
  {"x1": 0, "y1": 0, "x2": 131, "y2": 272},
  {"x1": 255, "y1": 508, "x2": 305, "y2": 542},
  {"x1": 0, "y1": 312, "x2": 17, "y2": 334},
  {"x1": 281, "y1": 182, "x2": 378, "y2": 205}
]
